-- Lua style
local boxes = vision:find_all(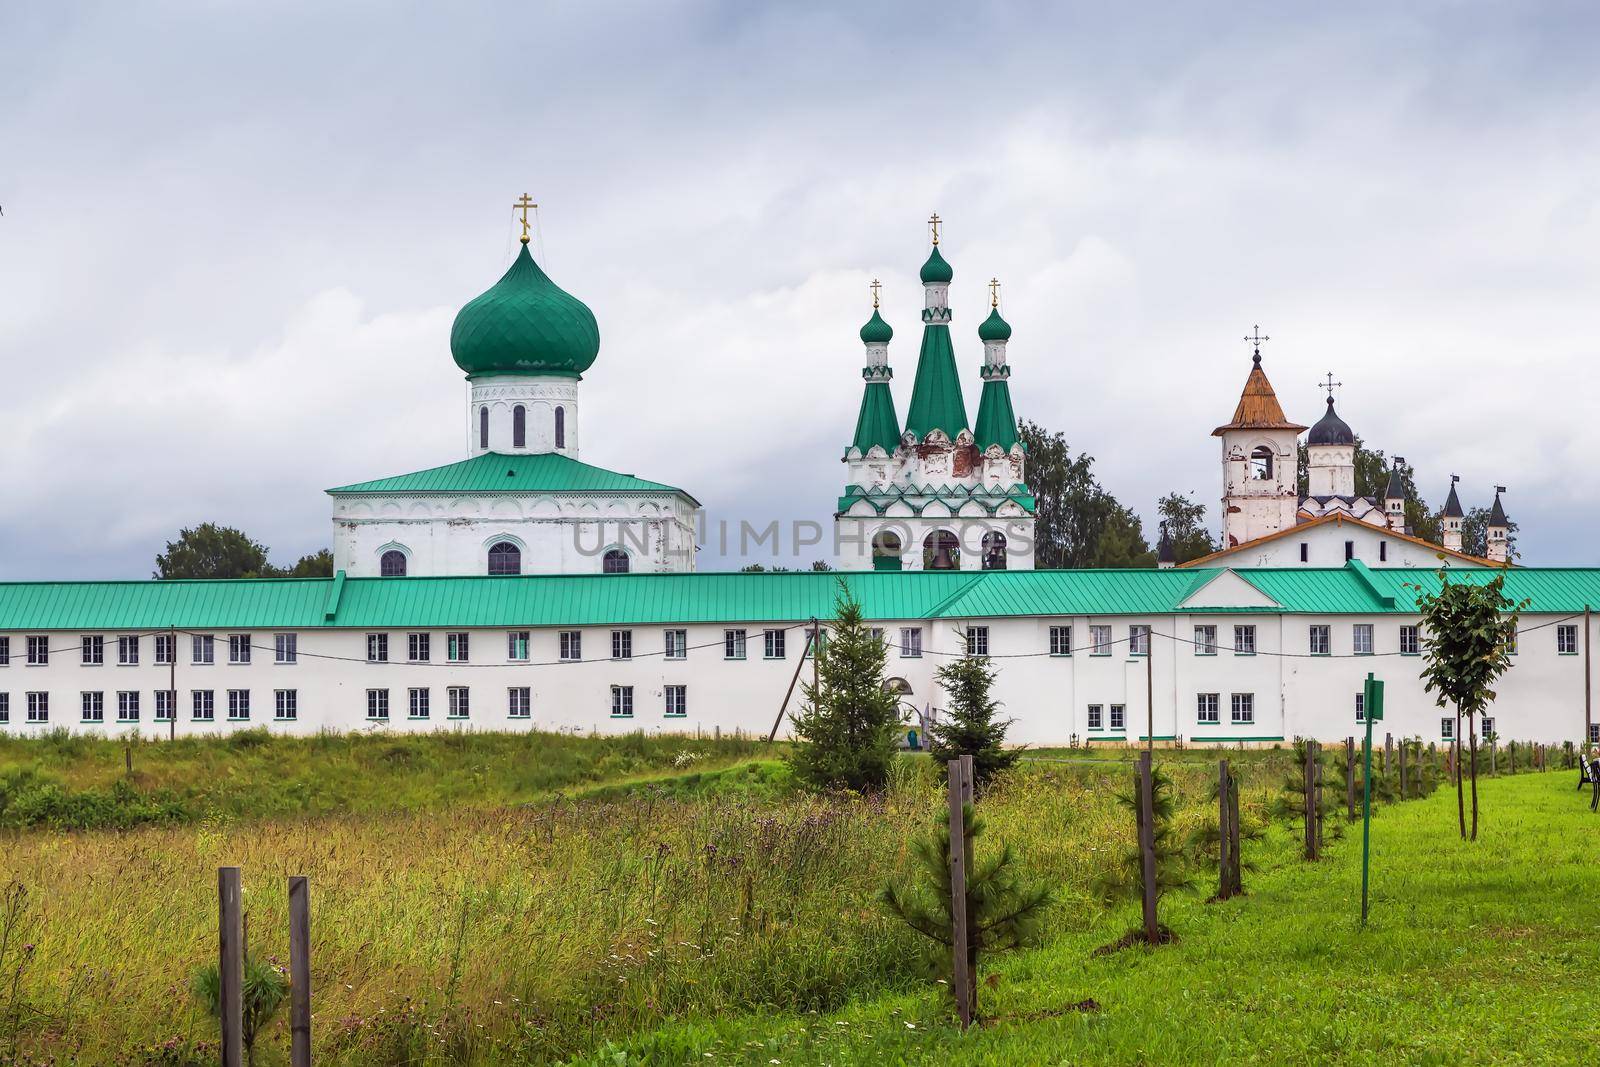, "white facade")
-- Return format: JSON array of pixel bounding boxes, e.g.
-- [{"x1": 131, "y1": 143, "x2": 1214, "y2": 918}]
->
[
  {"x1": 4, "y1": 600, "x2": 1592, "y2": 746},
  {"x1": 1188, "y1": 516, "x2": 1492, "y2": 570},
  {"x1": 469, "y1": 375, "x2": 580, "y2": 457},
  {"x1": 1218, "y1": 424, "x2": 1301, "y2": 548}
]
